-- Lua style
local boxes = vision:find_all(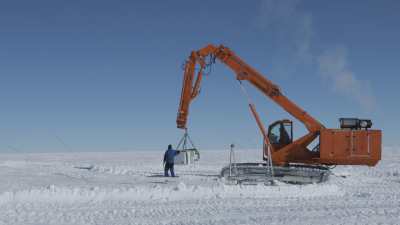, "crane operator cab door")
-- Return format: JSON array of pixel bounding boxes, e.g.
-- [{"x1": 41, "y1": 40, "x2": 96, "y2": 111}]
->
[{"x1": 268, "y1": 120, "x2": 293, "y2": 150}]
